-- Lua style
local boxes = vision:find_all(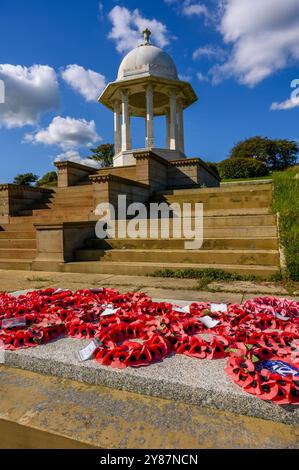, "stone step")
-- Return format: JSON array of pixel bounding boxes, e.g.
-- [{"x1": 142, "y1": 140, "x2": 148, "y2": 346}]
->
[
  {"x1": 7, "y1": 216, "x2": 37, "y2": 224},
  {"x1": 102, "y1": 225, "x2": 277, "y2": 238},
  {"x1": 85, "y1": 237, "x2": 278, "y2": 250},
  {"x1": 17, "y1": 209, "x2": 49, "y2": 216},
  {"x1": 154, "y1": 197, "x2": 272, "y2": 211},
  {"x1": 0, "y1": 239, "x2": 36, "y2": 248},
  {"x1": 202, "y1": 214, "x2": 276, "y2": 227},
  {"x1": 1, "y1": 212, "x2": 276, "y2": 228},
  {"x1": 32, "y1": 208, "x2": 95, "y2": 217},
  {"x1": 200, "y1": 208, "x2": 270, "y2": 216},
  {"x1": 0, "y1": 248, "x2": 36, "y2": 259},
  {"x1": 158, "y1": 184, "x2": 272, "y2": 194},
  {"x1": 54, "y1": 187, "x2": 93, "y2": 196},
  {"x1": 51, "y1": 199, "x2": 94, "y2": 206},
  {"x1": 160, "y1": 182, "x2": 272, "y2": 195},
  {"x1": 75, "y1": 248, "x2": 280, "y2": 266},
  {"x1": 0, "y1": 231, "x2": 35, "y2": 239},
  {"x1": 0, "y1": 223, "x2": 35, "y2": 231},
  {"x1": 0, "y1": 260, "x2": 33, "y2": 270},
  {"x1": 220, "y1": 179, "x2": 272, "y2": 187},
  {"x1": 63, "y1": 261, "x2": 279, "y2": 278}
]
